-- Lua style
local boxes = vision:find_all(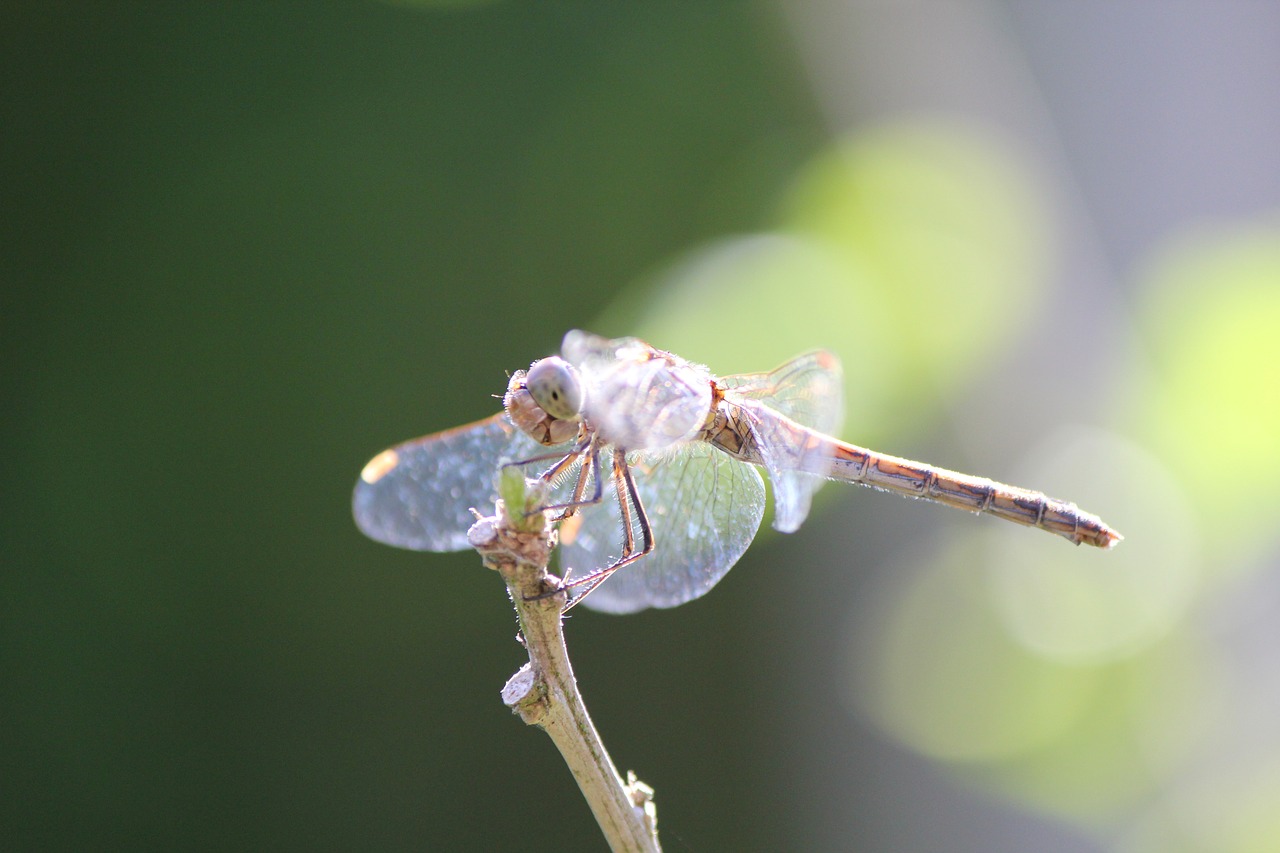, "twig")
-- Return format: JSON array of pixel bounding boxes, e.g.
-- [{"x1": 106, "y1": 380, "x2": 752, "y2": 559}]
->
[{"x1": 468, "y1": 468, "x2": 660, "y2": 853}]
